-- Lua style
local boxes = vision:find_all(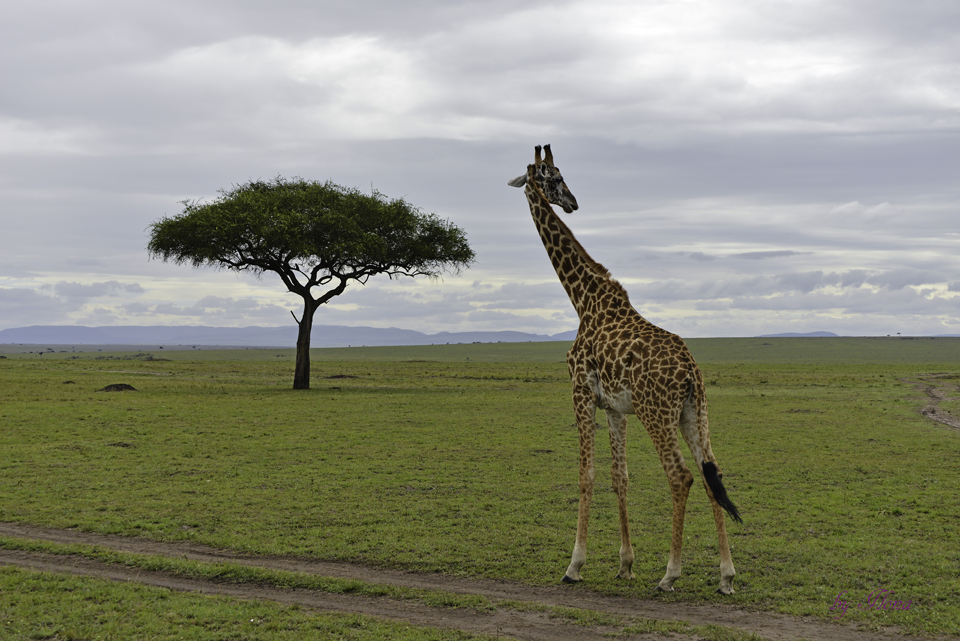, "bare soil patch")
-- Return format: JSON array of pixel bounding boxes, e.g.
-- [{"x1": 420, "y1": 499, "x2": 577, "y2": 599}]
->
[
  {"x1": 0, "y1": 523, "x2": 921, "y2": 641},
  {"x1": 97, "y1": 383, "x2": 138, "y2": 392},
  {"x1": 902, "y1": 374, "x2": 960, "y2": 430}
]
